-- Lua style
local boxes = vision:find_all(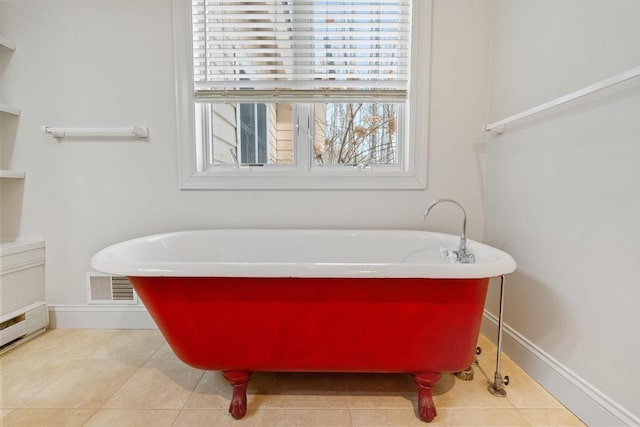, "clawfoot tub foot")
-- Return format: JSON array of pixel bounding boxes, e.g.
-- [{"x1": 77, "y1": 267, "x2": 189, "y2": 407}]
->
[
  {"x1": 223, "y1": 370, "x2": 252, "y2": 419},
  {"x1": 412, "y1": 372, "x2": 441, "y2": 423},
  {"x1": 454, "y1": 365, "x2": 474, "y2": 381}
]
